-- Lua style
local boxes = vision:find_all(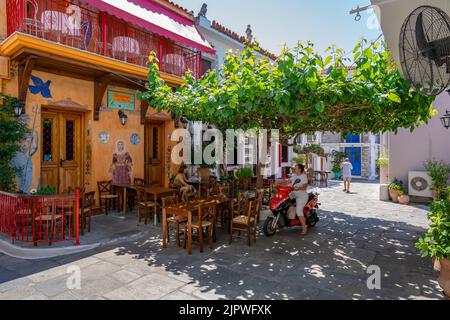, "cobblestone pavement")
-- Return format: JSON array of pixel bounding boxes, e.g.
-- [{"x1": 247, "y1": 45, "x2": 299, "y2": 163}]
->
[{"x1": 0, "y1": 181, "x2": 442, "y2": 300}]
